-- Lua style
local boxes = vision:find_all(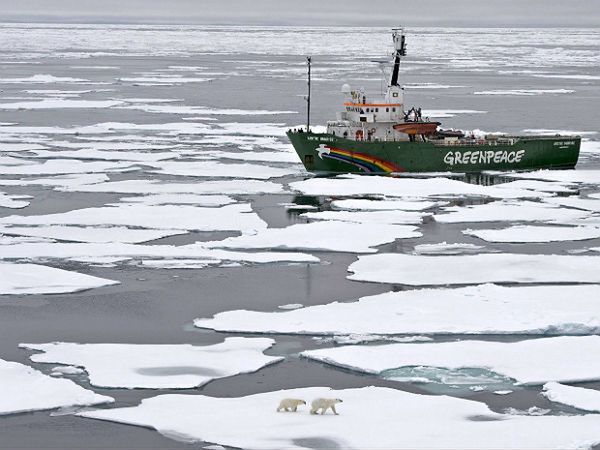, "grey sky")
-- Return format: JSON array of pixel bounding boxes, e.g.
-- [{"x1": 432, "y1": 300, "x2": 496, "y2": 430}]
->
[{"x1": 2, "y1": 0, "x2": 599, "y2": 27}]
